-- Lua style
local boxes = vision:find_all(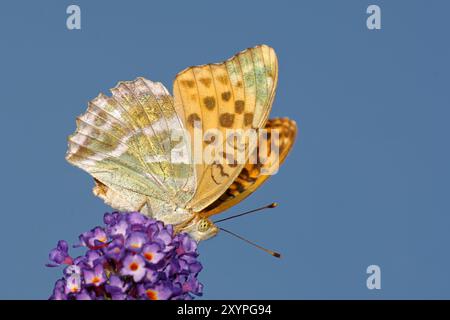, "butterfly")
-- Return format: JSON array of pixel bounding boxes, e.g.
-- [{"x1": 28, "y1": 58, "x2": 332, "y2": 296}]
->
[{"x1": 66, "y1": 44, "x2": 297, "y2": 244}]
